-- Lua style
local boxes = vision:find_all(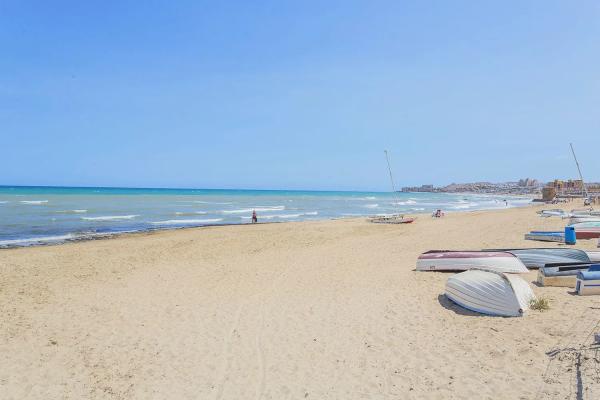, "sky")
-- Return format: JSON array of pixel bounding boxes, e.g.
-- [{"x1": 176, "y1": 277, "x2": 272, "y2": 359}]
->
[{"x1": 1, "y1": 1, "x2": 599, "y2": 191}]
